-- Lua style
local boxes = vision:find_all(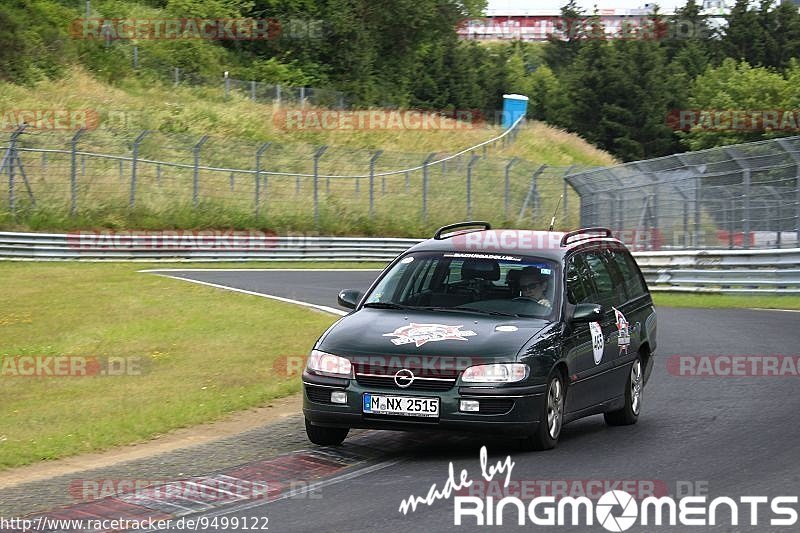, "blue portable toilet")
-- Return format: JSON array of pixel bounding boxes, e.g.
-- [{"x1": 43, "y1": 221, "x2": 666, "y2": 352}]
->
[{"x1": 502, "y1": 94, "x2": 529, "y2": 129}]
